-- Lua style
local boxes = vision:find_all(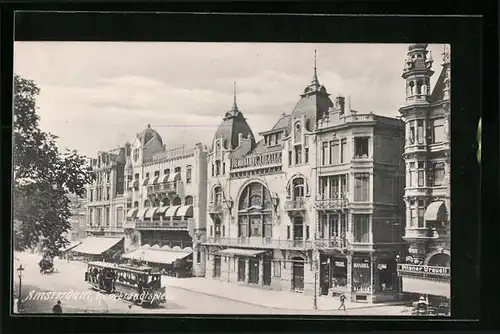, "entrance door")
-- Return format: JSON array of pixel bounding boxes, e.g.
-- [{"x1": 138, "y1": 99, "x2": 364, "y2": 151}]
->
[
  {"x1": 293, "y1": 216, "x2": 304, "y2": 247},
  {"x1": 238, "y1": 258, "x2": 246, "y2": 281},
  {"x1": 248, "y1": 259, "x2": 259, "y2": 284},
  {"x1": 213, "y1": 256, "x2": 221, "y2": 278},
  {"x1": 320, "y1": 259, "x2": 330, "y2": 295},
  {"x1": 263, "y1": 259, "x2": 272, "y2": 286},
  {"x1": 292, "y1": 258, "x2": 304, "y2": 291}
]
